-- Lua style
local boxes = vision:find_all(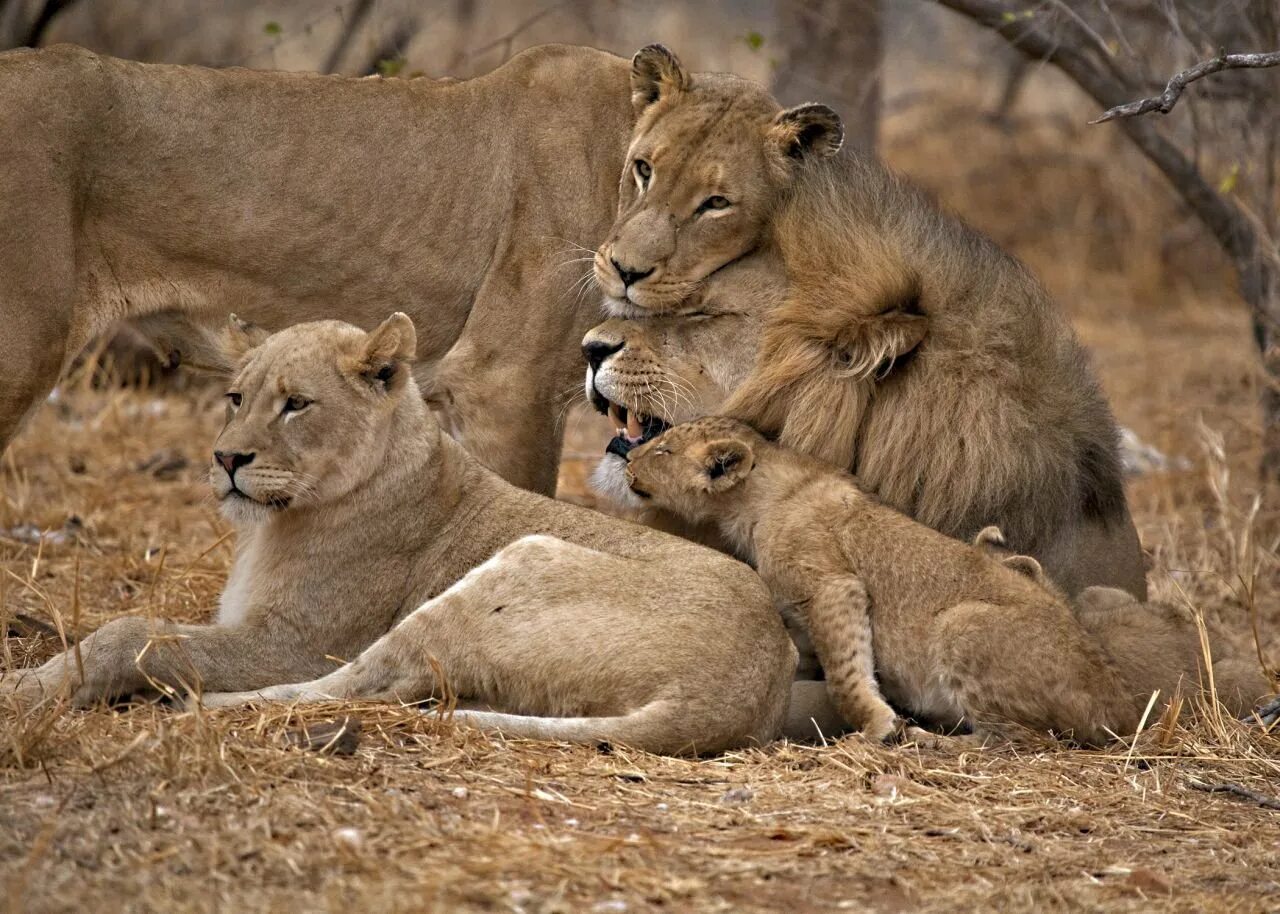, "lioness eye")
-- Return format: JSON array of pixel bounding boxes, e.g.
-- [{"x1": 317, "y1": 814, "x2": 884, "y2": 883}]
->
[
  {"x1": 226, "y1": 392, "x2": 242, "y2": 409},
  {"x1": 634, "y1": 159, "x2": 652, "y2": 187},
  {"x1": 696, "y1": 195, "x2": 731, "y2": 215},
  {"x1": 282, "y1": 395, "x2": 311, "y2": 414}
]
